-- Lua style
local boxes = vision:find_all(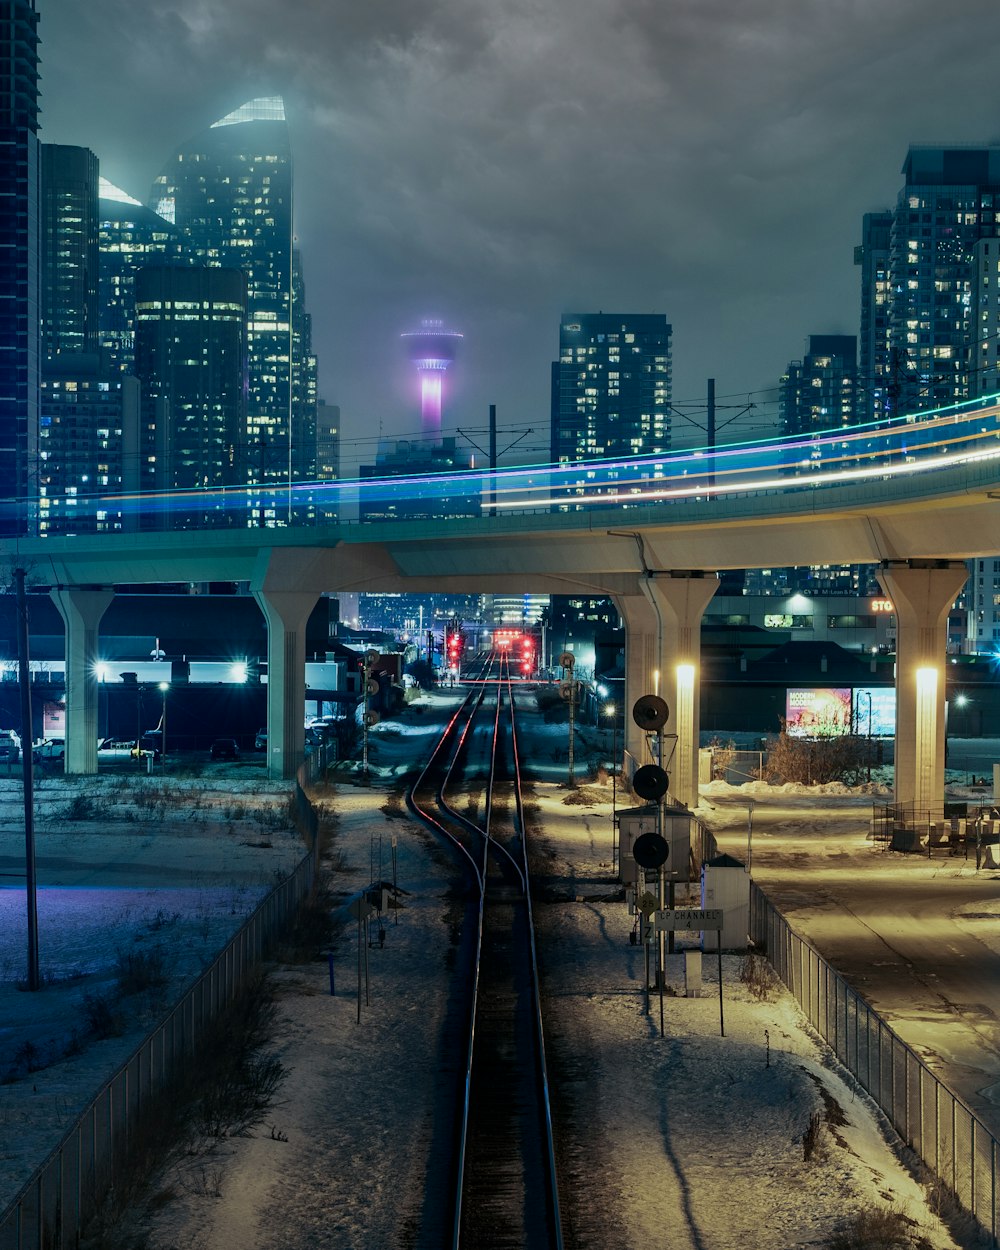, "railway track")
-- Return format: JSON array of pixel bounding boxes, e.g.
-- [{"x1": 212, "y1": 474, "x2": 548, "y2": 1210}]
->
[{"x1": 407, "y1": 654, "x2": 563, "y2": 1250}]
